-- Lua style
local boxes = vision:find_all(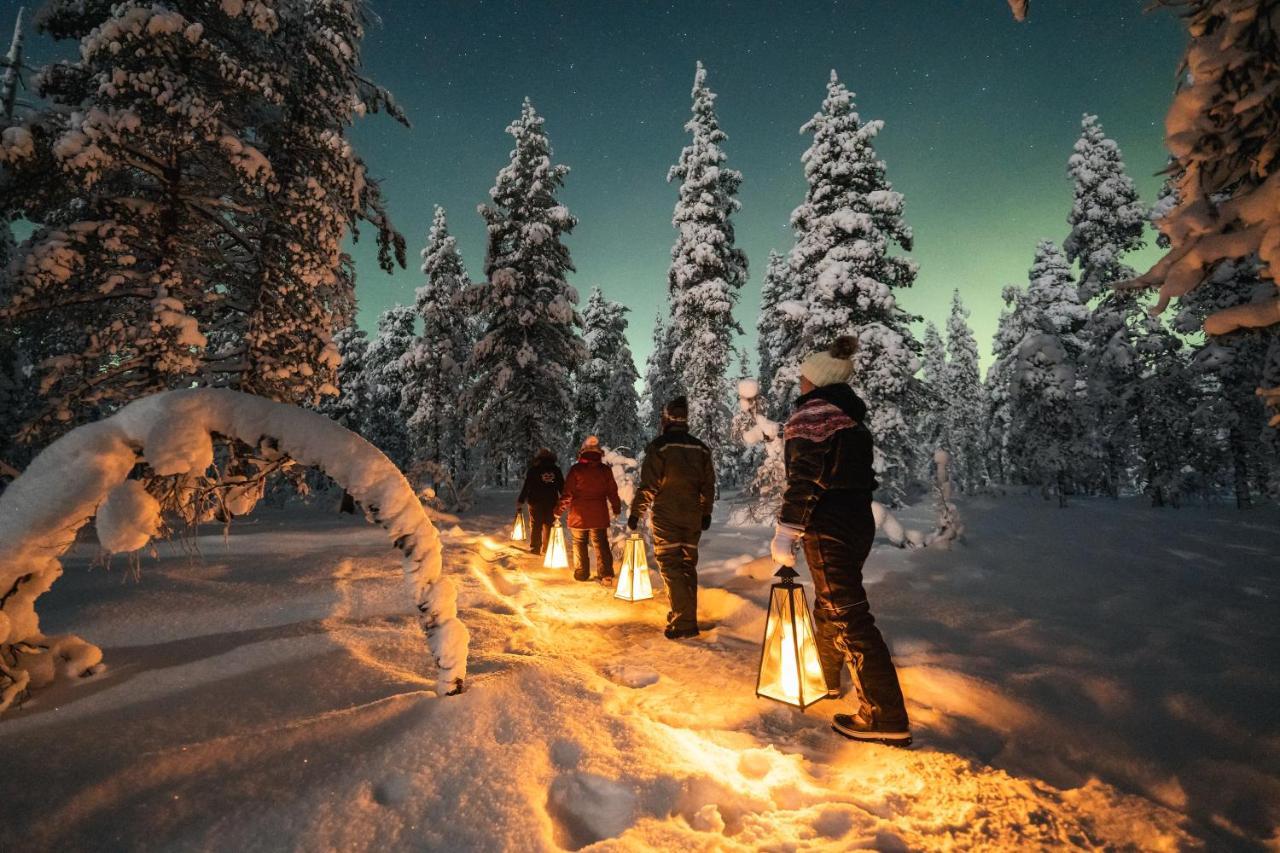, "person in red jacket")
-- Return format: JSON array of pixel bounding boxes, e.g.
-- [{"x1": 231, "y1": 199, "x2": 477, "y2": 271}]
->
[{"x1": 556, "y1": 436, "x2": 622, "y2": 583}]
